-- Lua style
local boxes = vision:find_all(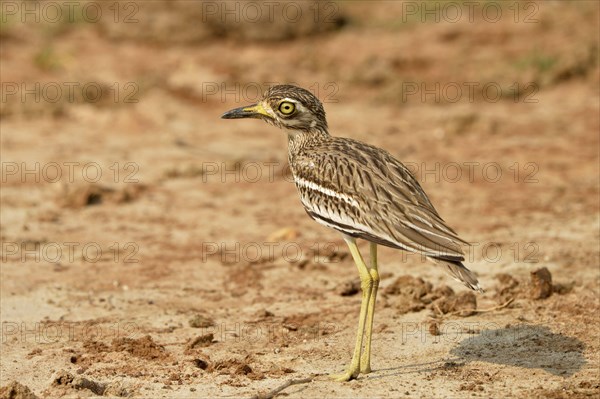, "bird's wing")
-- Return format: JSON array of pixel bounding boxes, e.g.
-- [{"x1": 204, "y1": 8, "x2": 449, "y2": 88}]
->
[{"x1": 292, "y1": 138, "x2": 468, "y2": 261}]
